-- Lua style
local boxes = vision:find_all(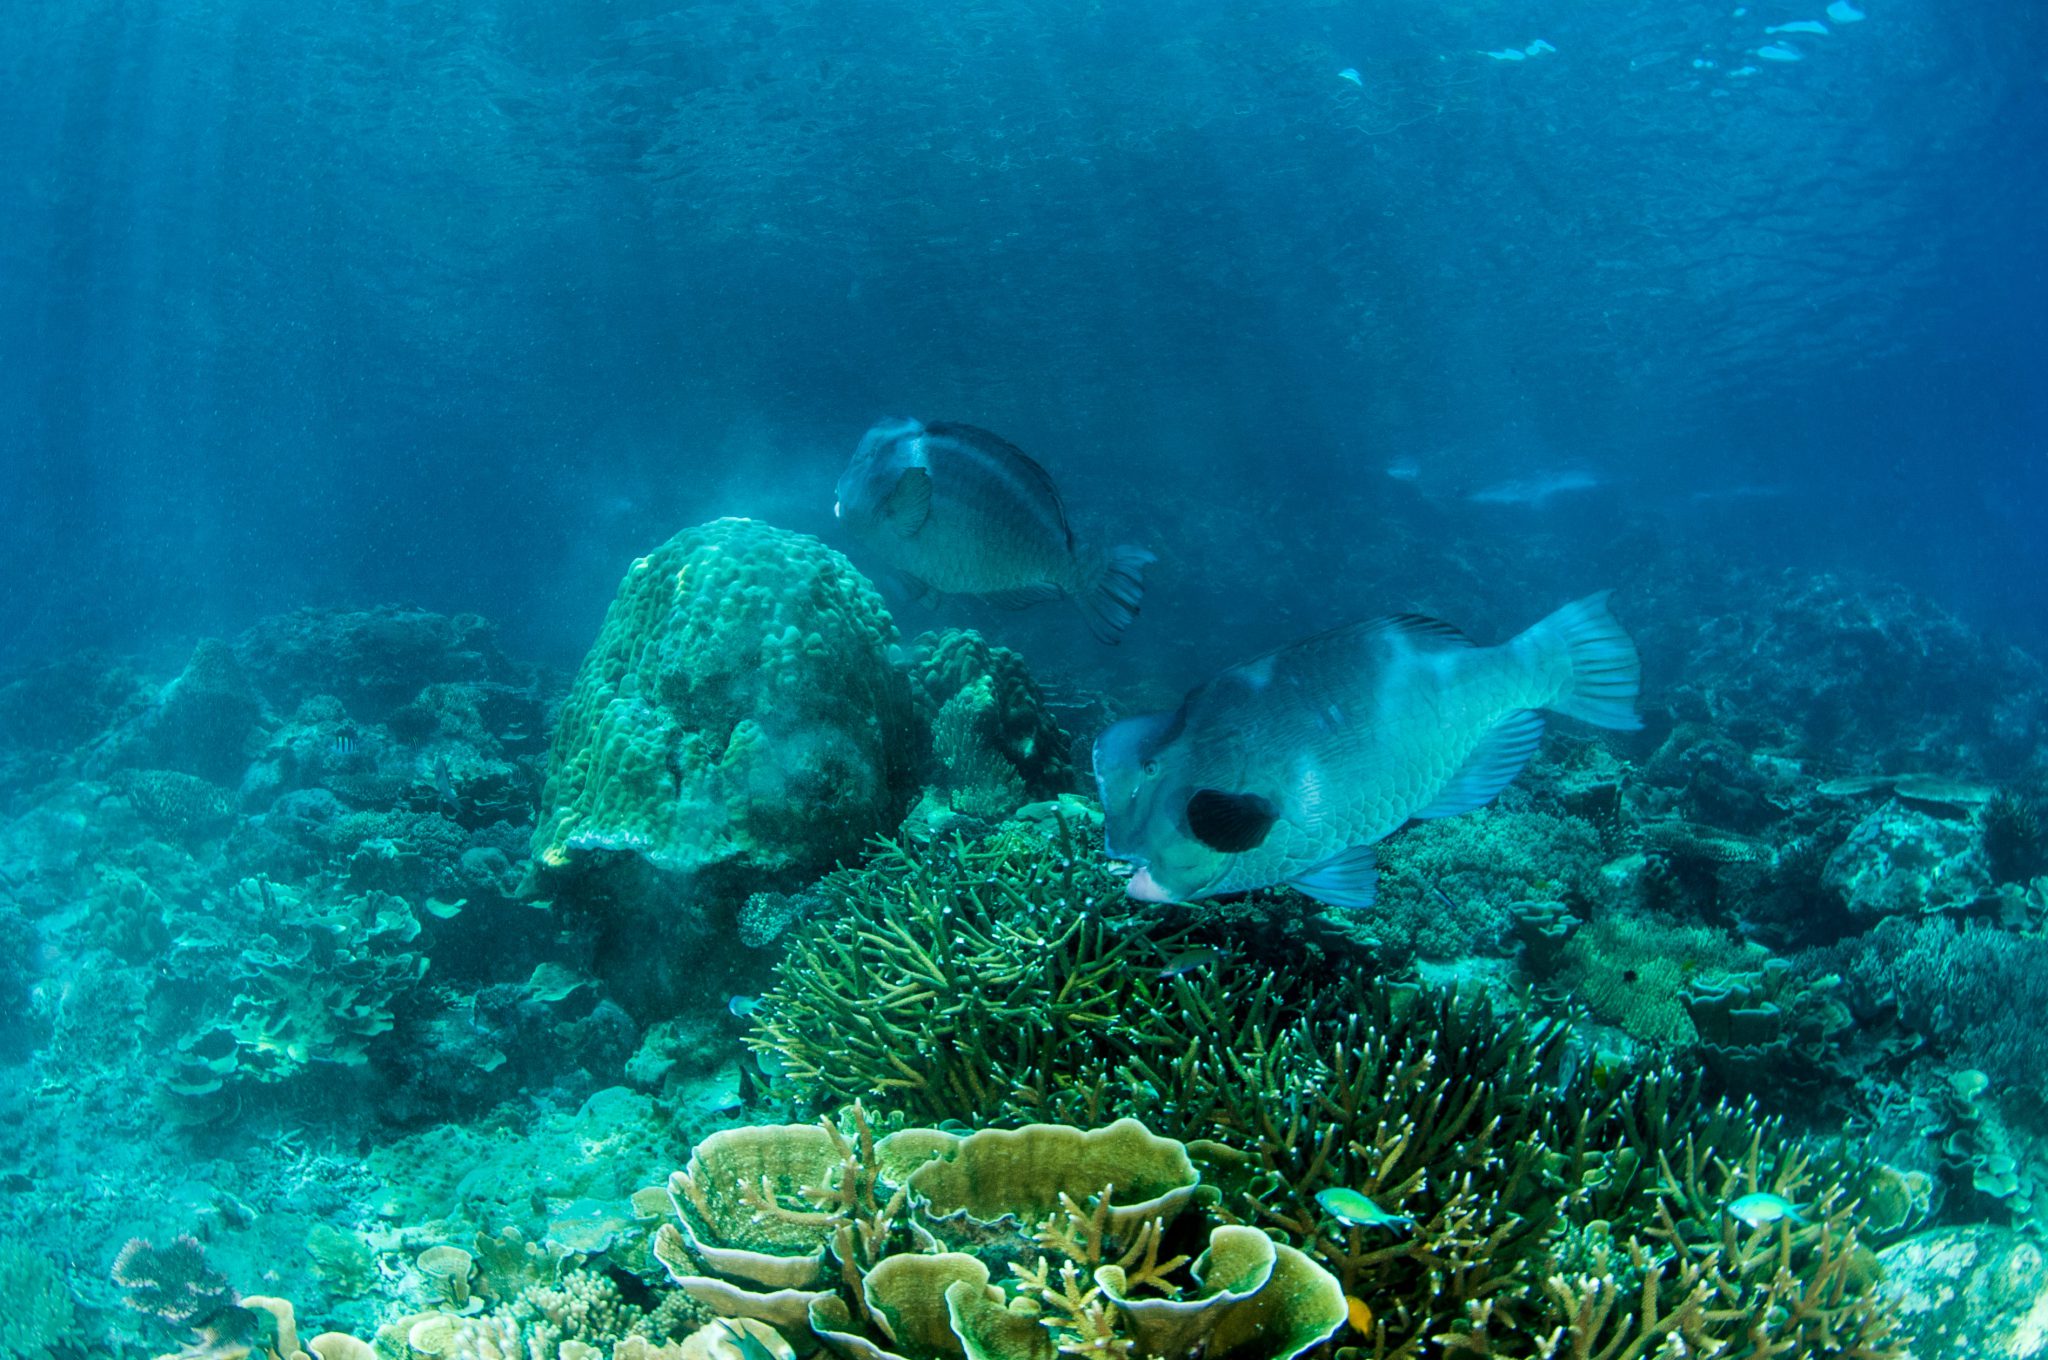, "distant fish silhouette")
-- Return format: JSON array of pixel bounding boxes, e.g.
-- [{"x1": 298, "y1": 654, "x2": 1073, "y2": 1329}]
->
[
  {"x1": 1467, "y1": 470, "x2": 1603, "y2": 506},
  {"x1": 434, "y1": 755, "x2": 459, "y2": 815}
]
